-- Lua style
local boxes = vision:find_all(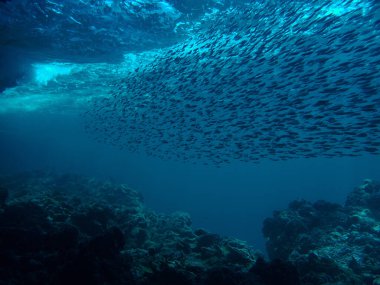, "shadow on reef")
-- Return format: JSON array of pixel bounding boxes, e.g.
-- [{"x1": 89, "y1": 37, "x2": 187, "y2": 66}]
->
[{"x1": 0, "y1": 171, "x2": 299, "y2": 285}]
